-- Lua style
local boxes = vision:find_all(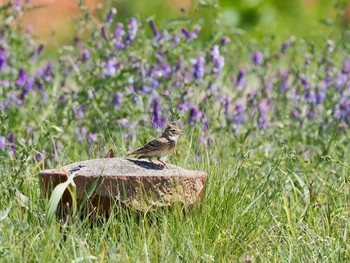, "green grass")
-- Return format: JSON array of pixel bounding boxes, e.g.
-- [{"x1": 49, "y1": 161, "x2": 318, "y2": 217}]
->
[{"x1": 1, "y1": 127, "x2": 350, "y2": 262}]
